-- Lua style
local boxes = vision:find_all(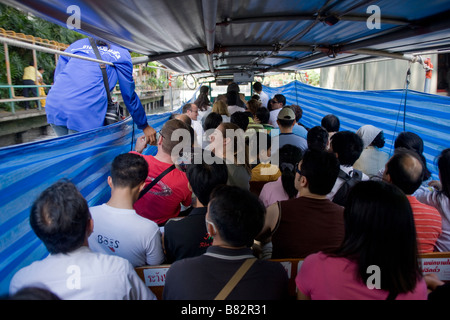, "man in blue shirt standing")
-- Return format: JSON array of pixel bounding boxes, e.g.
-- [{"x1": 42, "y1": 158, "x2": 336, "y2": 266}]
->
[{"x1": 45, "y1": 38, "x2": 156, "y2": 144}]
